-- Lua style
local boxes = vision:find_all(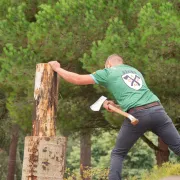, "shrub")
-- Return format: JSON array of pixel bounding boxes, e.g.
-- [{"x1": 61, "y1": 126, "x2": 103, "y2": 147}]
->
[
  {"x1": 64, "y1": 163, "x2": 180, "y2": 180},
  {"x1": 139, "y1": 163, "x2": 180, "y2": 180},
  {"x1": 64, "y1": 167, "x2": 109, "y2": 180}
]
